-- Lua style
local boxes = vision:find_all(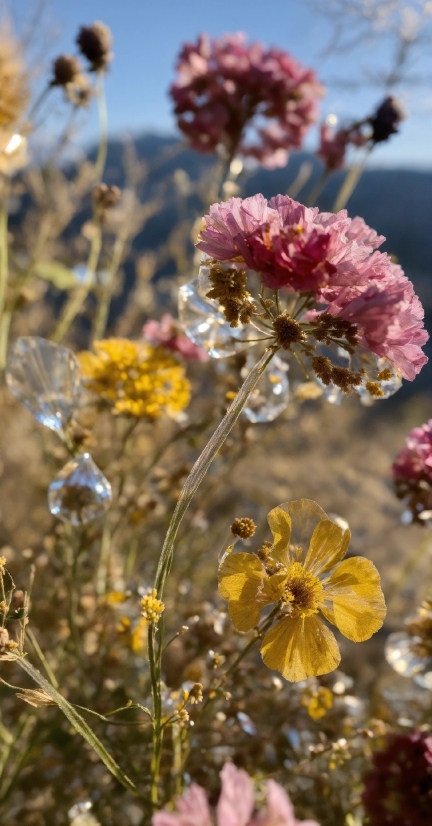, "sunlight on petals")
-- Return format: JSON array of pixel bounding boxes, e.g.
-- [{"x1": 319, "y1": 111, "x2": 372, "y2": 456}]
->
[{"x1": 261, "y1": 615, "x2": 341, "y2": 682}]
